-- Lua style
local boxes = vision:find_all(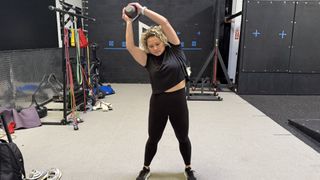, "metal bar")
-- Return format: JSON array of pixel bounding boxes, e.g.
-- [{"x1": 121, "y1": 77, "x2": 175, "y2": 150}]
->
[
  {"x1": 225, "y1": 11, "x2": 242, "y2": 22},
  {"x1": 0, "y1": 115, "x2": 13, "y2": 143},
  {"x1": 48, "y1": 5, "x2": 95, "y2": 21},
  {"x1": 192, "y1": 49, "x2": 215, "y2": 87},
  {"x1": 217, "y1": 49, "x2": 233, "y2": 88}
]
